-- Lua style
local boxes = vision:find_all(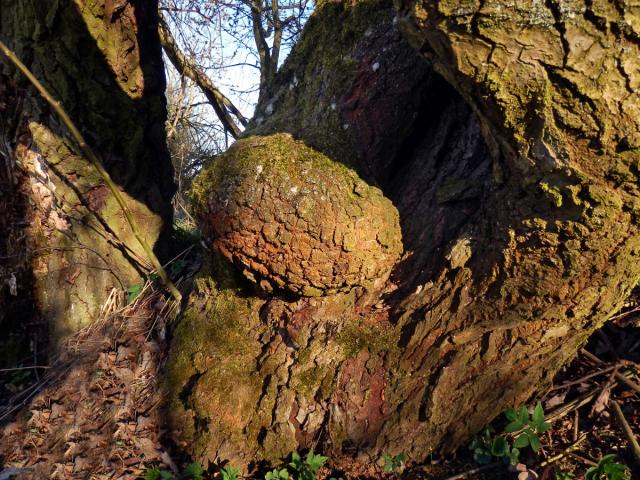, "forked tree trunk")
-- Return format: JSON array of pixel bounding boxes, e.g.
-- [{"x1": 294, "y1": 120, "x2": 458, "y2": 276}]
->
[
  {"x1": 0, "y1": 0, "x2": 174, "y2": 364},
  {"x1": 164, "y1": 0, "x2": 640, "y2": 470}
]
